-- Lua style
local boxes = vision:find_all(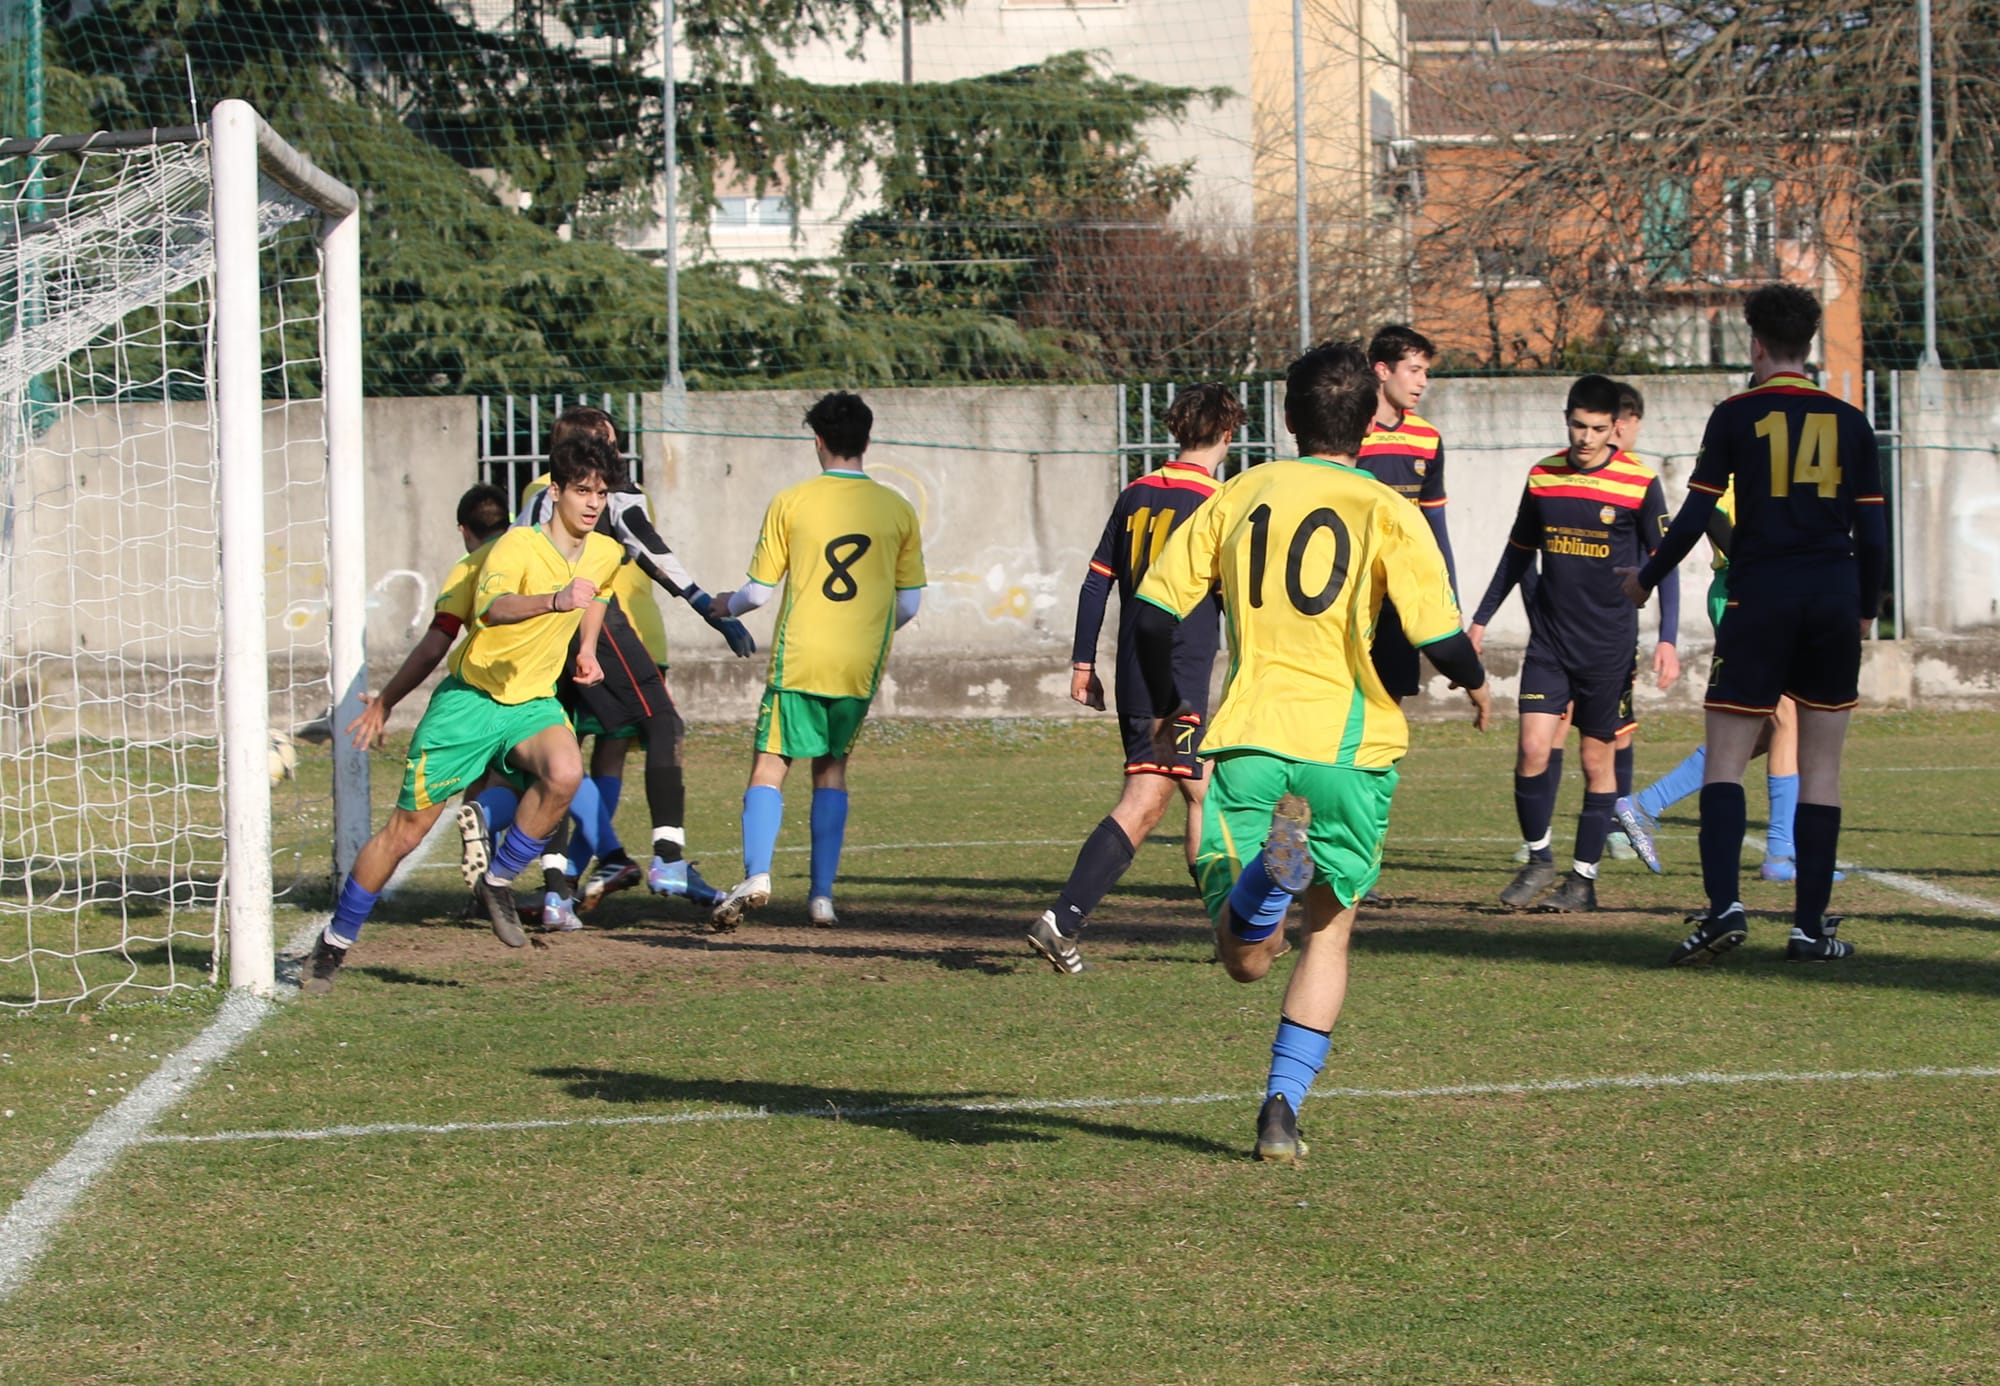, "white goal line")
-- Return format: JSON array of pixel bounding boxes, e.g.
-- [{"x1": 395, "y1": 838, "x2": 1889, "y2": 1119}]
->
[{"x1": 137, "y1": 1063, "x2": 2000, "y2": 1150}]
